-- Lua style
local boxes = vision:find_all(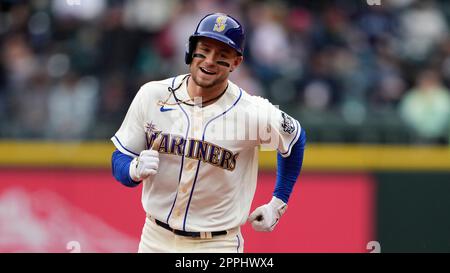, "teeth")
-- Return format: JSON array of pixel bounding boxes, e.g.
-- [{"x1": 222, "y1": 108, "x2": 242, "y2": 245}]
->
[{"x1": 201, "y1": 67, "x2": 215, "y2": 75}]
